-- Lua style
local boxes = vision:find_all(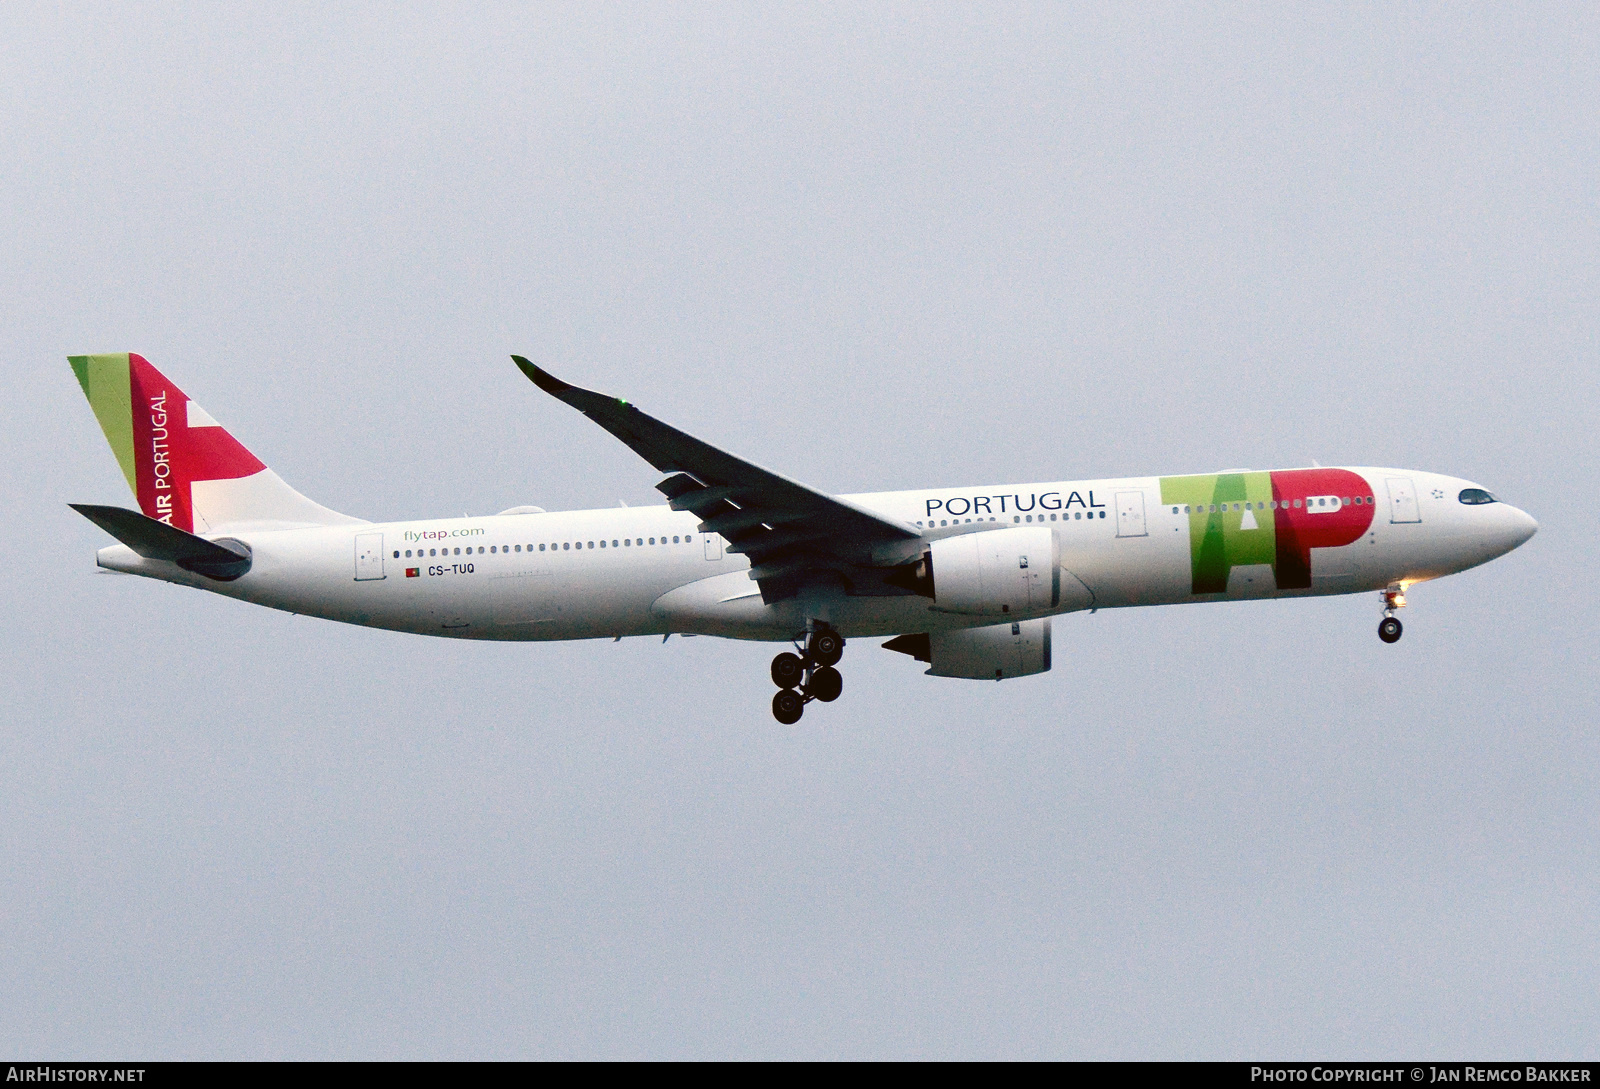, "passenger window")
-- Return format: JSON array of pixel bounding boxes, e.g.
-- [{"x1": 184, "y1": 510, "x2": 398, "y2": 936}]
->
[
  {"x1": 672, "y1": 536, "x2": 680, "y2": 543},
  {"x1": 392, "y1": 551, "x2": 399, "y2": 559},
  {"x1": 600, "y1": 540, "x2": 606, "y2": 548}
]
